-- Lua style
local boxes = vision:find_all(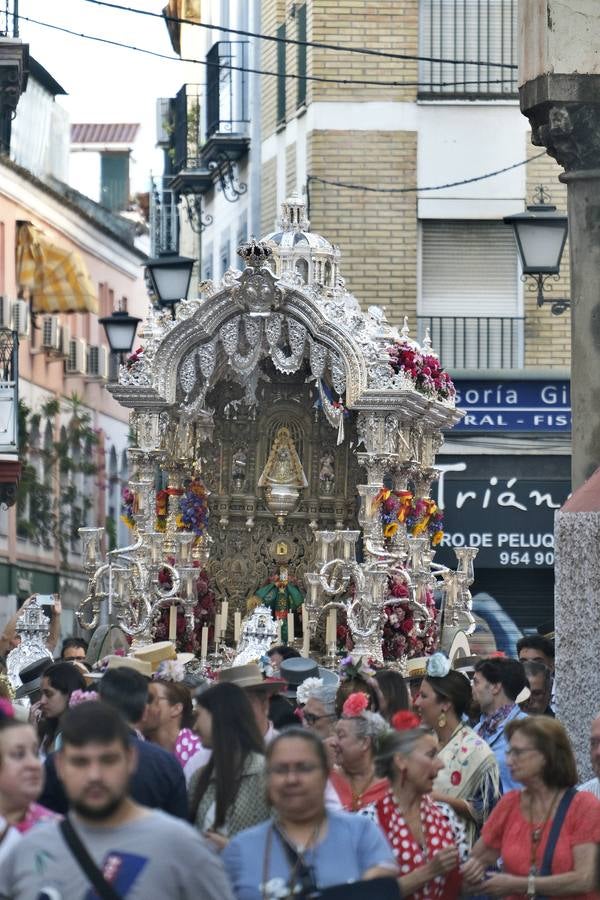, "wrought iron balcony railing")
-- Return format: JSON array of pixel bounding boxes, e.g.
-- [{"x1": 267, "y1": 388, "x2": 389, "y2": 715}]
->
[
  {"x1": 417, "y1": 316, "x2": 524, "y2": 369},
  {"x1": 206, "y1": 41, "x2": 249, "y2": 138},
  {"x1": 172, "y1": 83, "x2": 202, "y2": 172}
]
